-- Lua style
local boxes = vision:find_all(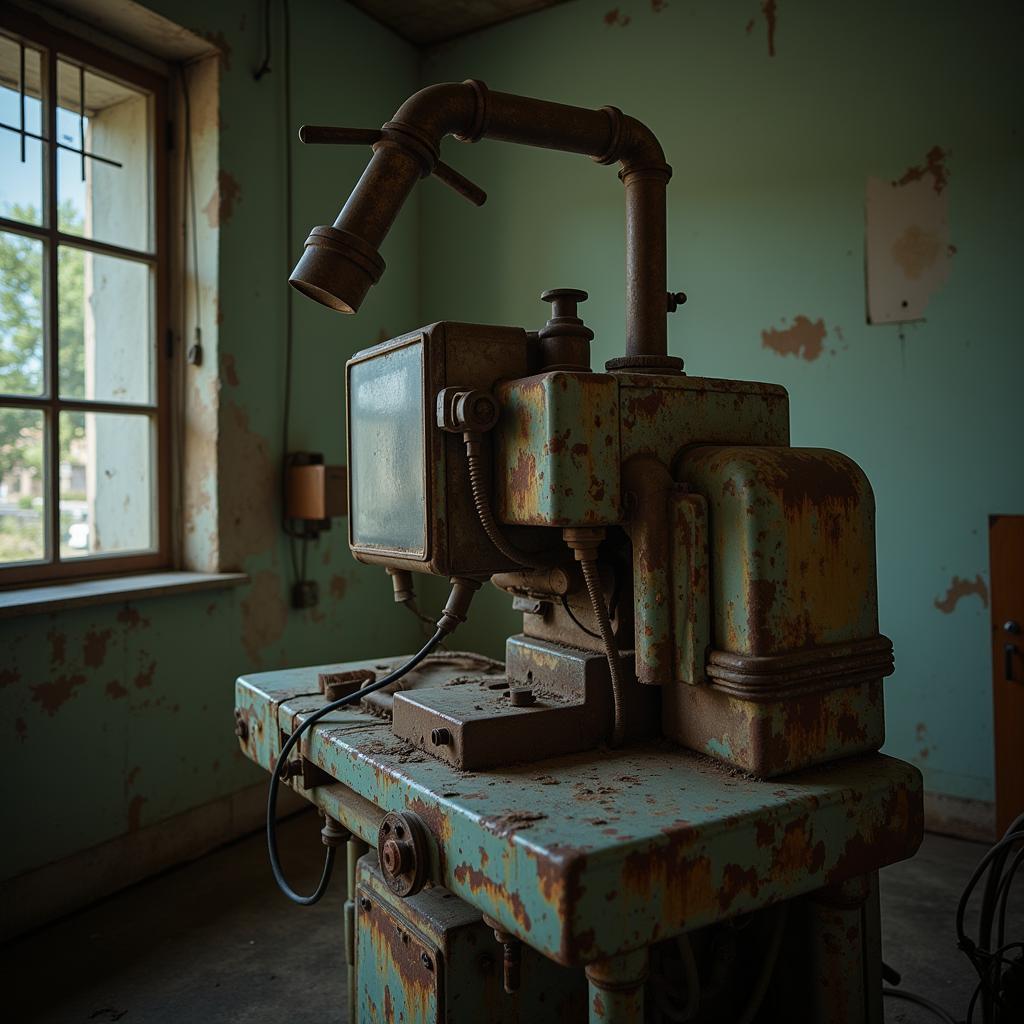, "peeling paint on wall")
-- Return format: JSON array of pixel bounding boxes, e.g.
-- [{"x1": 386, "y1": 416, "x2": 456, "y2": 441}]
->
[
  {"x1": 219, "y1": 402, "x2": 277, "y2": 568},
  {"x1": 134, "y1": 659, "x2": 157, "y2": 689},
  {"x1": 201, "y1": 30, "x2": 232, "y2": 70},
  {"x1": 330, "y1": 574, "x2": 348, "y2": 600},
  {"x1": 240, "y1": 571, "x2": 288, "y2": 666},
  {"x1": 894, "y1": 146, "x2": 950, "y2": 194},
  {"x1": 604, "y1": 9, "x2": 631, "y2": 27},
  {"x1": 203, "y1": 170, "x2": 242, "y2": 228},
  {"x1": 934, "y1": 574, "x2": 989, "y2": 614},
  {"x1": 117, "y1": 605, "x2": 149, "y2": 631},
  {"x1": 221, "y1": 352, "x2": 239, "y2": 387},
  {"x1": 82, "y1": 627, "x2": 112, "y2": 669},
  {"x1": 0, "y1": 668, "x2": 20, "y2": 688},
  {"x1": 31, "y1": 673, "x2": 87, "y2": 716},
  {"x1": 106, "y1": 680, "x2": 128, "y2": 700},
  {"x1": 761, "y1": 315, "x2": 827, "y2": 361}
]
